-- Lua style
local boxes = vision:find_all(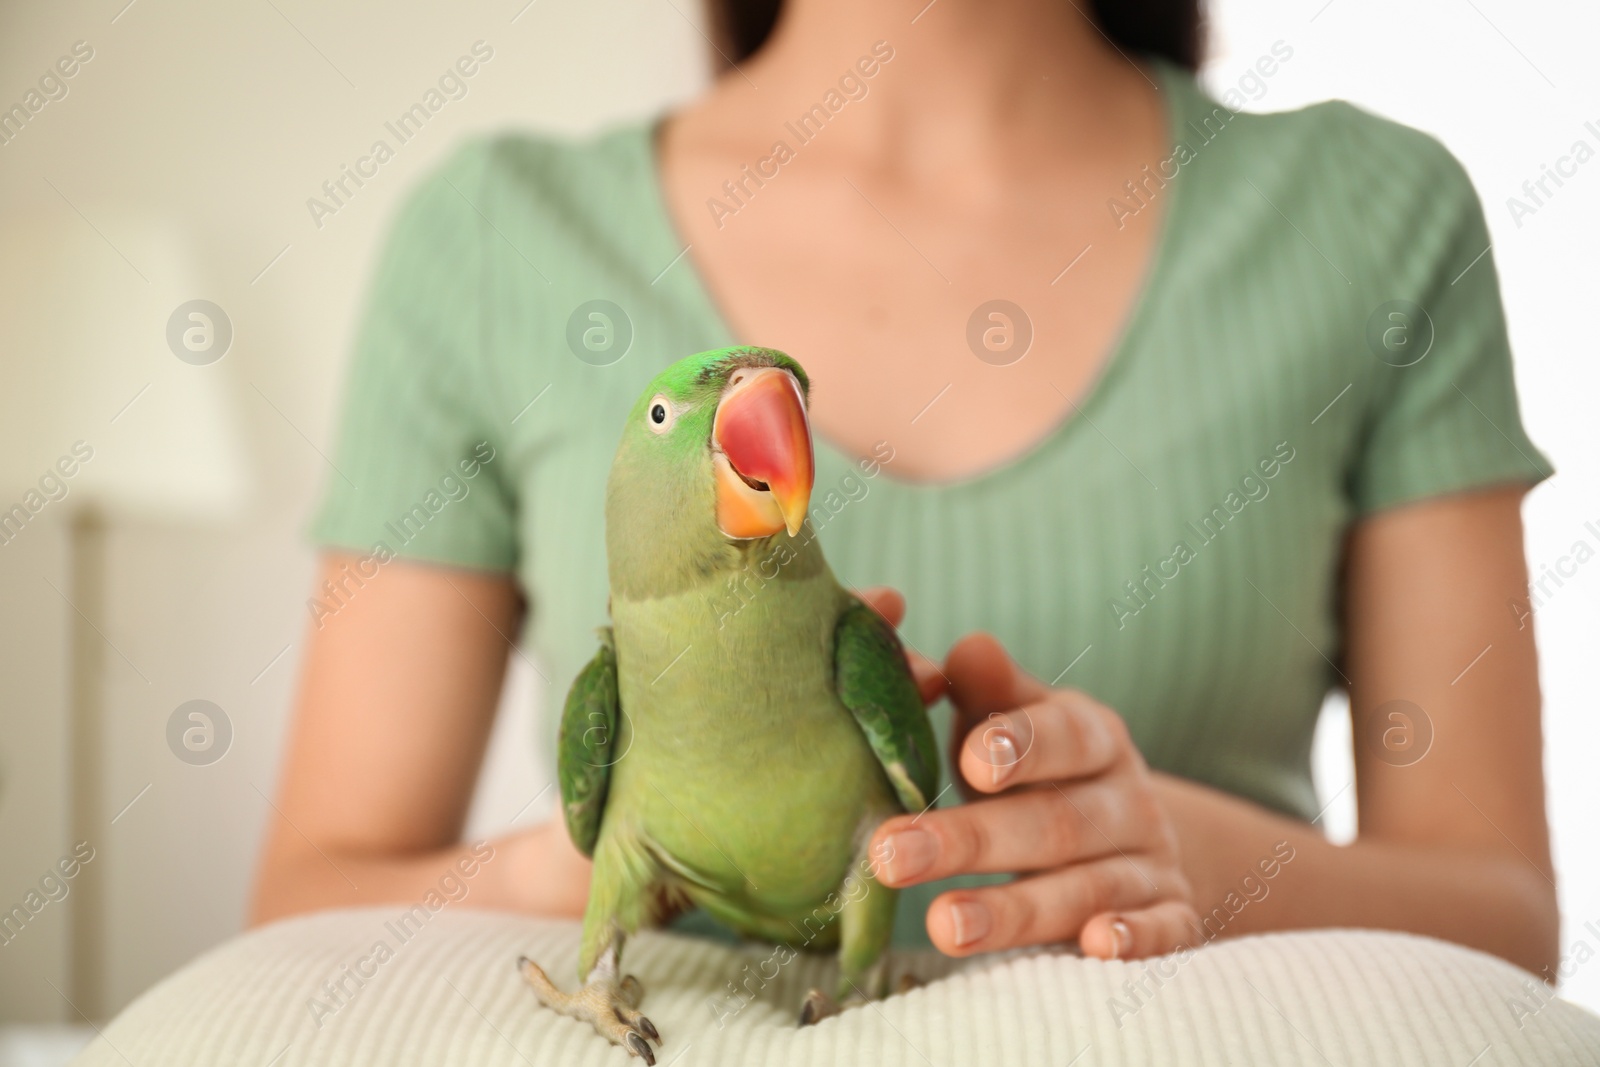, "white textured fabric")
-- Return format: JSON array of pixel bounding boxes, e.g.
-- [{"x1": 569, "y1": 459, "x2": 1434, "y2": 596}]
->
[{"x1": 74, "y1": 908, "x2": 1600, "y2": 1066}]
